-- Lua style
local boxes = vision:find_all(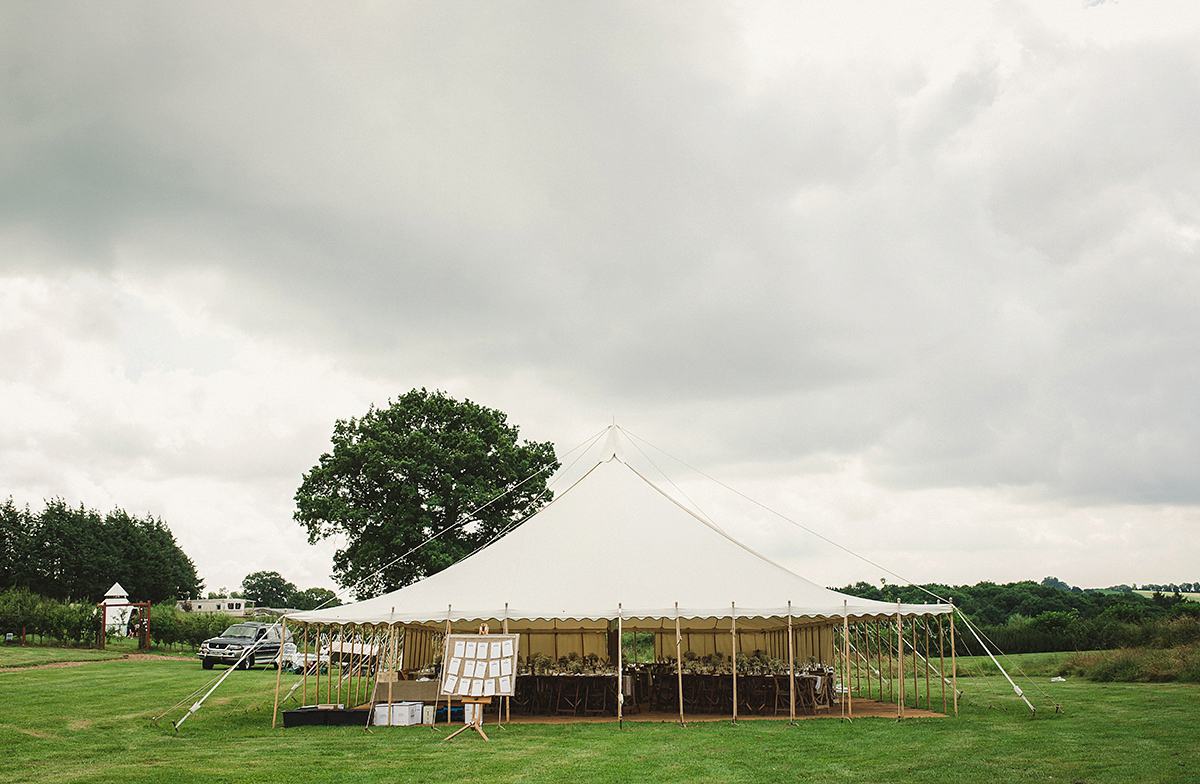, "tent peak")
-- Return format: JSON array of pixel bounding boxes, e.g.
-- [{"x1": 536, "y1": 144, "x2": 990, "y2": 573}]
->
[{"x1": 600, "y1": 424, "x2": 625, "y2": 462}]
